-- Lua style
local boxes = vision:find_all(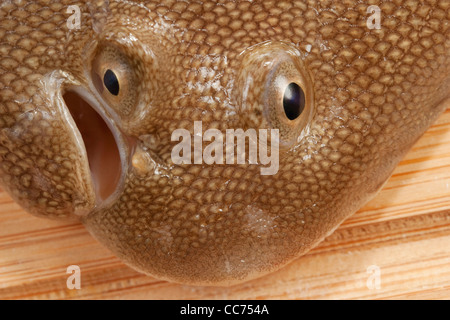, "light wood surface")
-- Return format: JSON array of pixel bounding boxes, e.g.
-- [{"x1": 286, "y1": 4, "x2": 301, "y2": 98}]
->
[{"x1": 0, "y1": 108, "x2": 449, "y2": 300}]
